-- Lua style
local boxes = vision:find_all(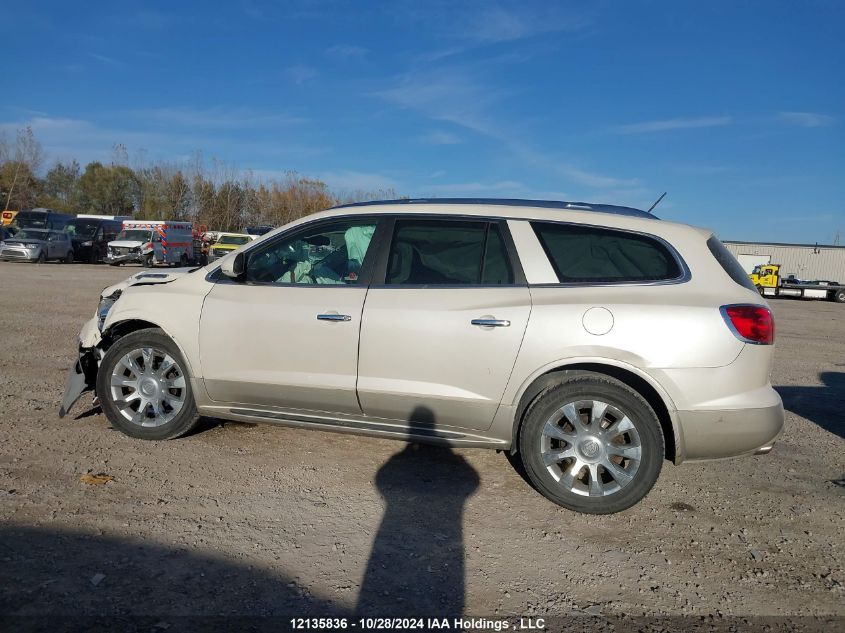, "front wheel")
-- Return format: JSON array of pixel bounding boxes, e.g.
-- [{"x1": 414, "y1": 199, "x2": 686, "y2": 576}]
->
[
  {"x1": 35, "y1": 251, "x2": 46, "y2": 264},
  {"x1": 834, "y1": 289, "x2": 845, "y2": 303},
  {"x1": 516, "y1": 373, "x2": 664, "y2": 514},
  {"x1": 96, "y1": 328, "x2": 201, "y2": 440},
  {"x1": 143, "y1": 253, "x2": 154, "y2": 267},
  {"x1": 64, "y1": 250, "x2": 74, "y2": 264}
]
